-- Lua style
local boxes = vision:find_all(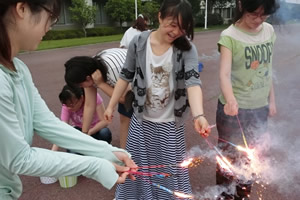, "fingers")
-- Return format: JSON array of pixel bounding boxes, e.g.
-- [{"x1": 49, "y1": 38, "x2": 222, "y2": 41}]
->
[
  {"x1": 114, "y1": 162, "x2": 137, "y2": 183},
  {"x1": 194, "y1": 117, "x2": 211, "y2": 137},
  {"x1": 117, "y1": 172, "x2": 129, "y2": 184},
  {"x1": 269, "y1": 108, "x2": 277, "y2": 117},
  {"x1": 104, "y1": 109, "x2": 113, "y2": 122},
  {"x1": 114, "y1": 151, "x2": 138, "y2": 169},
  {"x1": 123, "y1": 156, "x2": 138, "y2": 169},
  {"x1": 224, "y1": 102, "x2": 238, "y2": 116}
]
